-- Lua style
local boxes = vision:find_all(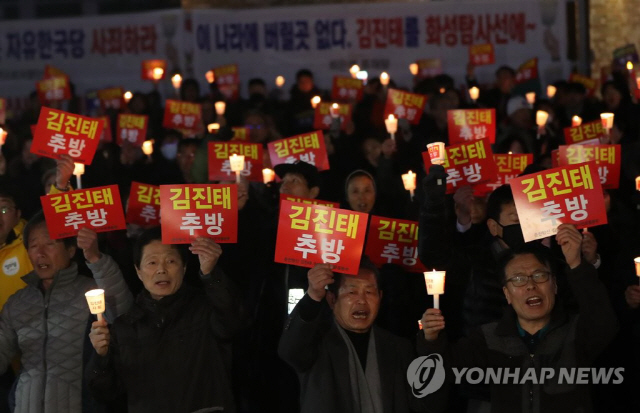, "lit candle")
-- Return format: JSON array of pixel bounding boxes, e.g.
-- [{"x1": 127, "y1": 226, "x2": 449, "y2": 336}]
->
[
  {"x1": 151, "y1": 67, "x2": 164, "y2": 81},
  {"x1": 635, "y1": 257, "x2": 640, "y2": 284},
  {"x1": 417, "y1": 320, "x2": 423, "y2": 330},
  {"x1": 311, "y1": 95, "x2": 321, "y2": 109},
  {"x1": 635, "y1": 176, "x2": 640, "y2": 191},
  {"x1": 85, "y1": 289, "x2": 105, "y2": 322},
  {"x1": 424, "y1": 270, "x2": 446, "y2": 310},
  {"x1": 547, "y1": 85, "x2": 557, "y2": 99},
  {"x1": 205, "y1": 70, "x2": 215, "y2": 84},
  {"x1": 330, "y1": 103, "x2": 340, "y2": 119},
  {"x1": 384, "y1": 114, "x2": 398, "y2": 139},
  {"x1": 215, "y1": 101, "x2": 226, "y2": 116},
  {"x1": 123, "y1": 91, "x2": 133, "y2": 104},
  {"x1": 536, "y1": 110, "x2": 549, "y2": 128},
  {"x1": 469, "y1": 86, "x2": 480, "y2": 103},
  {"x1": 275, "y1": 75, "x2": 285, "y2": 88},
  {"x1": 262, "y1": 168, "x2": 275, "y2": 184},
  {"x1": 572, "y1": 115, "x2": 582, "y2": 127},
  {"x1": 229, "y1": 154, "x2": 245, "y2": 184},
  {"x1": 600, "y1": 112, "x2": 614, "y2": 130},
  {"x1": 426, "y1": 142, "x2": 446, "y2": 166},
  {"x1": 142, "y1": 140, "x2": 153, "y2": 156},
  {"x1": 627, "y1": 61, "x2": 634, "y2": 72},
  {"x1": 73, "y1": 162, "x2": 84, "y2": 189},
  {"x1": 207, "y1": 123, "x2": 220, "y2": 134},
  {"x1": 636, "y1": 76, "x2": 640, "y2": 91},
  {"x1": 171, "y1": 74, "x2": 182, "y2": 91},
  {"x1": 349, "y1": 64, "x2": 360, "y2": 78},
  {"x1": 525, "y1": 92, "x2": 536, "y2": 106},
  {"x1": 402, "y1": 170, "x2": 417, "y2": 200},
  {"x1": 356, "y1": 70, "x2": 368, "y2": 82},
  {"x1": 380, "y1": 72, "x2": 390, "y2": 86},
  {"x1": 0, "y1": 127, "x2": 7, "y2": 146},
  {"x1": 409, "y1": 63, "x2": 419, "y2": 76}
]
